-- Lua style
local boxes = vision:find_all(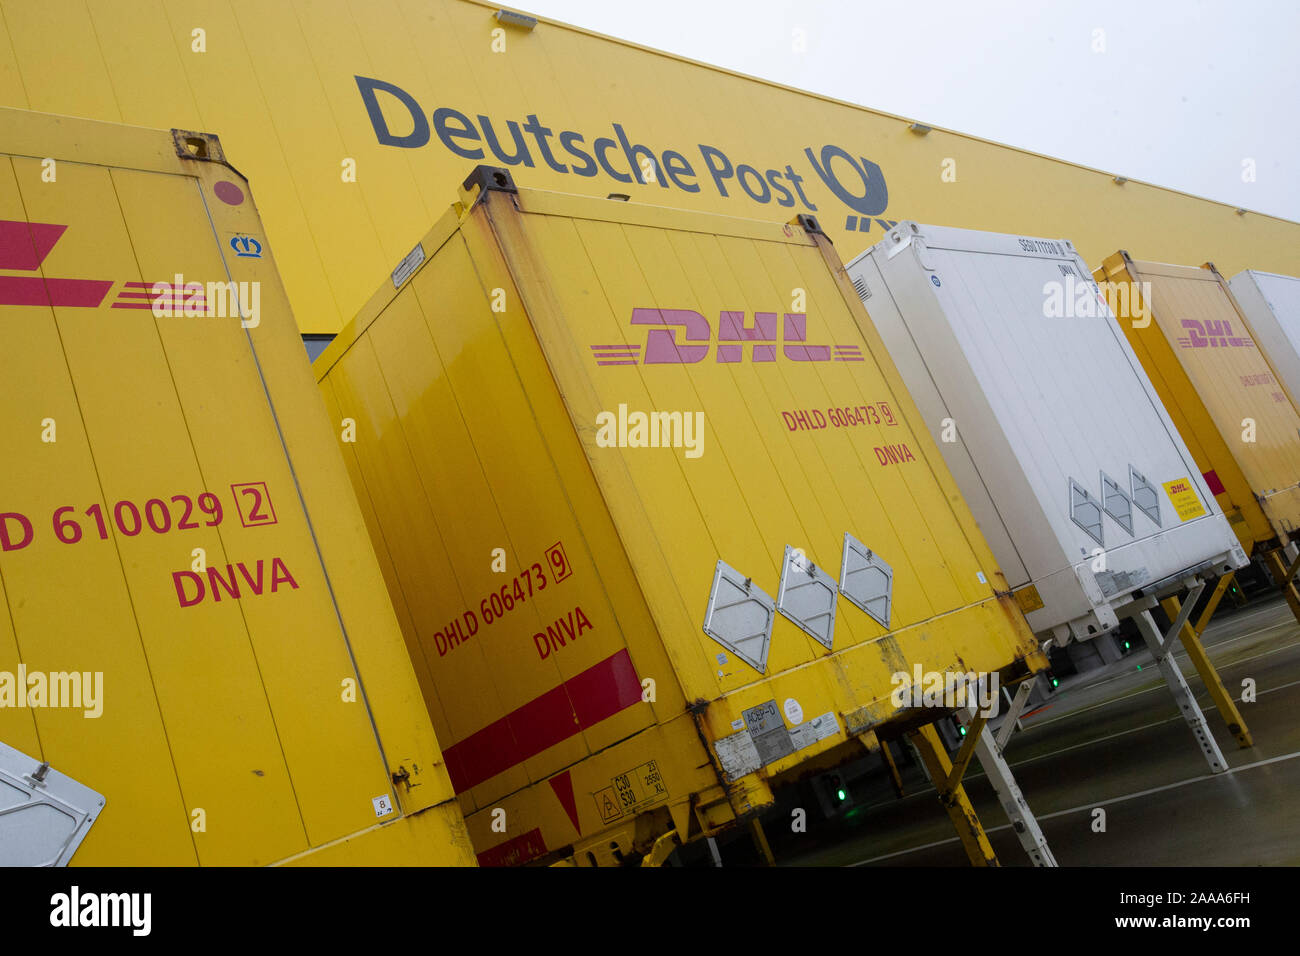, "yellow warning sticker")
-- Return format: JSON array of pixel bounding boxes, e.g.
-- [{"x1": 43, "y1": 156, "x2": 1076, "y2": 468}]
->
[
  {"x1": 1163, "y1": 478, "x2": 1207, "y2": 522},
  {"x1": 1013, "y1": 584, "x2": 1045, "y2": 613},
  {"x1": 594, "y1": 787, "x2": 623, "y2": 824},
  {"x1": 593, "y1": 760, "x2": 667, "y2": 825}
]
